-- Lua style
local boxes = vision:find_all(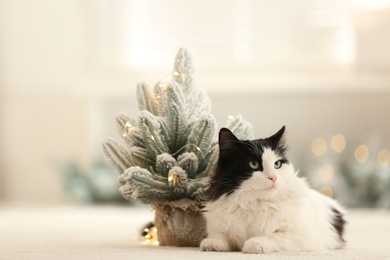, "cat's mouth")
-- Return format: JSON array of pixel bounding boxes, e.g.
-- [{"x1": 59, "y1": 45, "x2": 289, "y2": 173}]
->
[{"x1": 265, "y1": 185, "x2": 276, "y2": 190}]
